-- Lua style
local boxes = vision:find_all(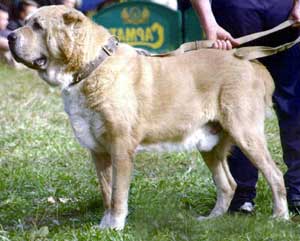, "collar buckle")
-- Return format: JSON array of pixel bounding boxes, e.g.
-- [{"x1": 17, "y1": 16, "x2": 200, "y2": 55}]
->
[
  {"x1": 102, "y1": 45, "x2": 113, "y2": 56},
  {"x1": 102, "y1": 38, "x2": 119, "y2": 56}
]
